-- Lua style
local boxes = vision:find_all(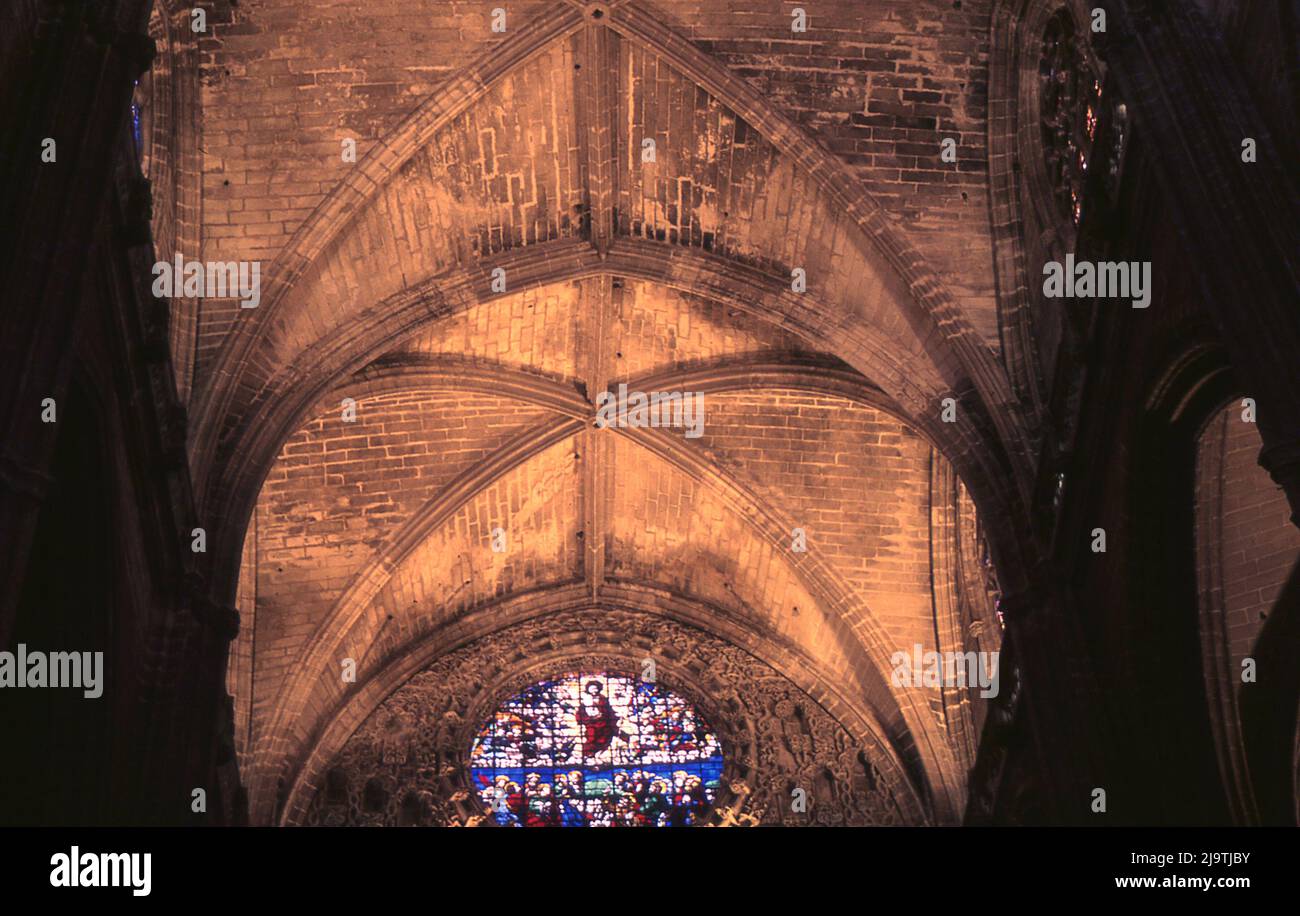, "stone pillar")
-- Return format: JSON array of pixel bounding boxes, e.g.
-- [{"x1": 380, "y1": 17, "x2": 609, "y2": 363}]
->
[
  {"x1": 1095, "y1": 0, "x2": 1300, "y2": 526},
  {"x1": 0, "y1": 0, "x2": 154, "y2": 644}
]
